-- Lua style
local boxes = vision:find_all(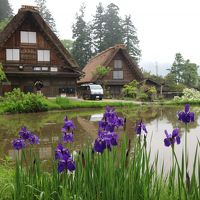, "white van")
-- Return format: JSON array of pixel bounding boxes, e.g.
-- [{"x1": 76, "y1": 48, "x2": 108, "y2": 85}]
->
[{"x1": 77, "y1": 84, "x2": 104, "y2": 100}]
